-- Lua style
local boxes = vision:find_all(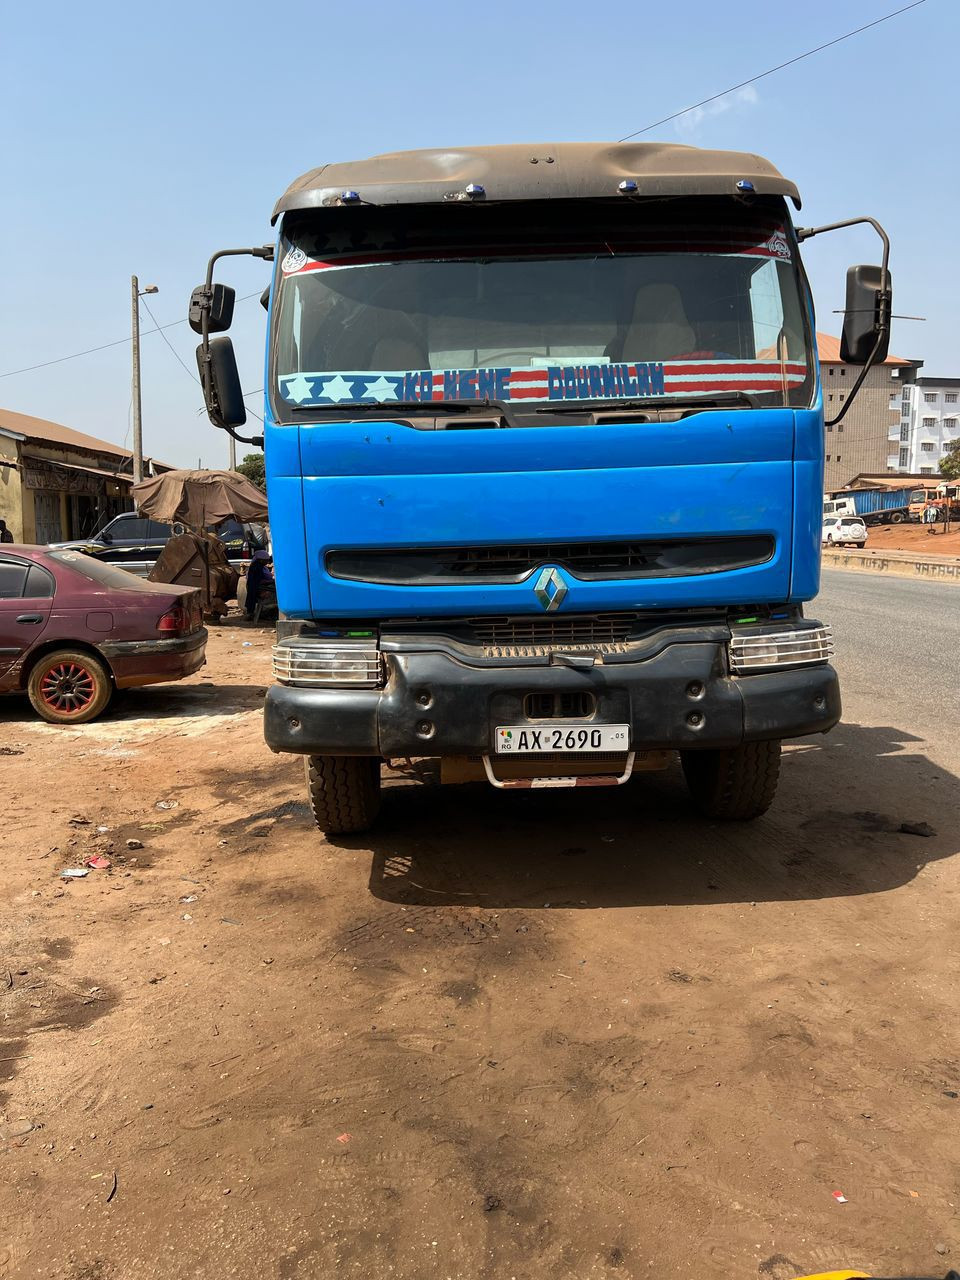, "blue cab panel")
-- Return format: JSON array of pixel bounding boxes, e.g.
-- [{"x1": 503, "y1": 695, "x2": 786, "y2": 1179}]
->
[{"x1": 265, "y1": 404, "x2": 813, "y2": 619}]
